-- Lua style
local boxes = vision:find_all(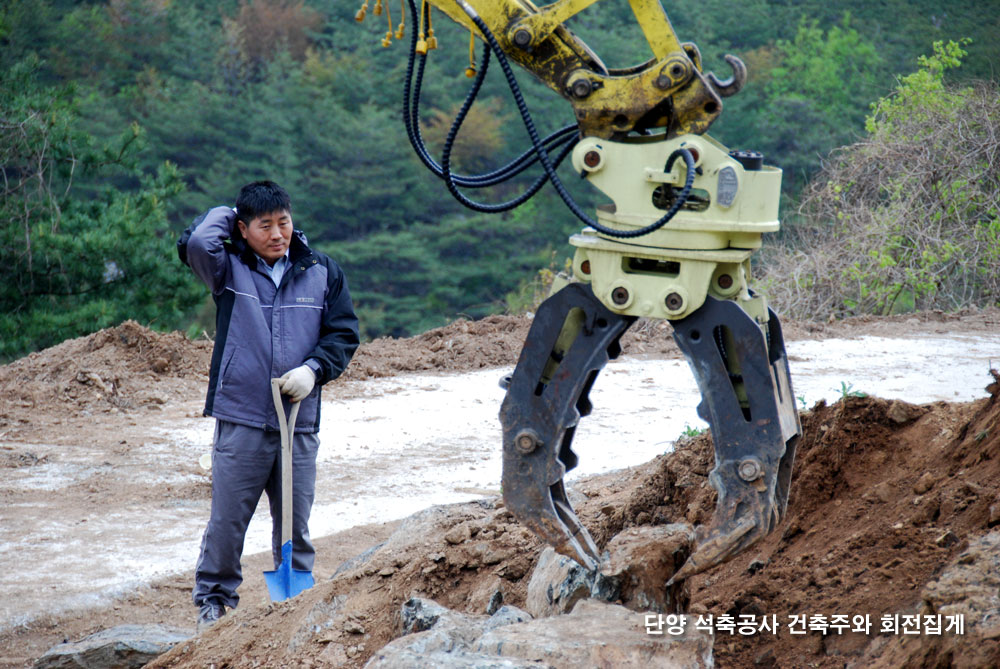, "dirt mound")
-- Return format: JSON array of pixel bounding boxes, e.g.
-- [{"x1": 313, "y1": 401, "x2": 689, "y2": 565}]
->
[
  {"x1": 342, "y1": 315, "x2": 532, "y2": 380},
  {"x1": 0, "y1": 321, "x2": 212, "y2": 419},
  {"x1": 0, "y1": 315, "x2": 681, "y2": 447},
  {"x1": 598, "y1": 373, "x2": 1000, "y2": 668},
  {"x1": 4, "y1": 303, "x2": 995, "y2": 428},
  {"x1": 145, "y1": 372, "x2": 1000, "y2": 668},
  {"x1": 342, "y1": 315, "x2": 682, "y2": 381},
  {"x1": 0, "y1": 314, "x2": 681, "y2": 428}
]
